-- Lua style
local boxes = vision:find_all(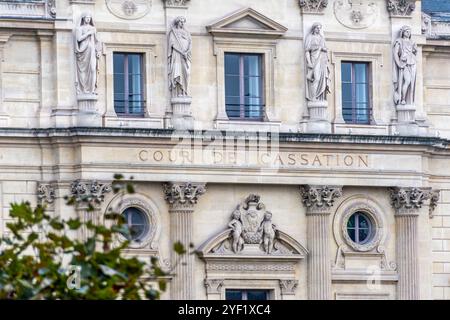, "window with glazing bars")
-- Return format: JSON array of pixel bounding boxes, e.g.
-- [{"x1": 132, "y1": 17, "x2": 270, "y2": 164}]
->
[
  {"x1": 113, "y1": 53, "x2": 145, "y2": 116},
  {"x1": 341, "y1": 62, "x2": 372, "y2": 124},
  {"x1": 225, "y1": 53, "x2": 264, "y2": 120}
]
